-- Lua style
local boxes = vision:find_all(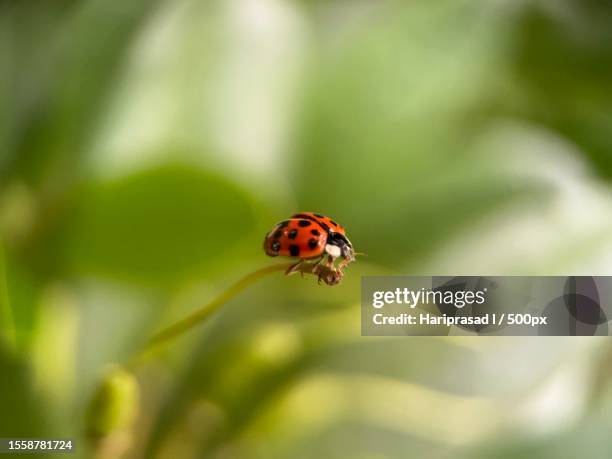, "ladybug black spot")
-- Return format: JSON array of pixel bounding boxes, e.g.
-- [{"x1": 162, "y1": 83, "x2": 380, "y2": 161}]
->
[
  {"x1": 298, "y1": 220, "x2": 311, "y2": 227},
  {"x1": 288, "y1": 229, "x2": 298, "y2": 239},
  {"x1": 310, "y1": 229, "x2": 321, "y2": 236},
  {"x1": 292, "y1": 213, "x2": 320, "y2": 225},
  {"x1": 273, "y1": 230, "x2": 282, "y2": 239},
  {"x1": 278, "y1": 220, "x2": 290, "y2": 228},
  {"x1": 289, "y1": 244, "x2": 300, "y2": 257},
  {"x1": 271, "y1": 240, "x2": 281, "y2": 252},
  {"x1": 319, "y1": 222, "x2": 330, "y2": 232},
  {"x1": 308, "y1": 238, "x2": 318, "y2": 249},
  {"x1": 330, "y1": 220, "x2": 338, "y2": 227}
]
